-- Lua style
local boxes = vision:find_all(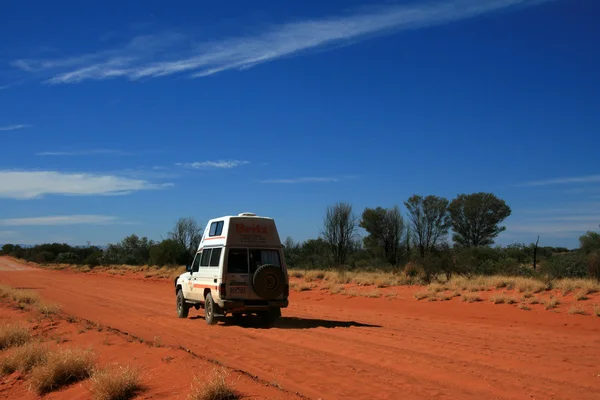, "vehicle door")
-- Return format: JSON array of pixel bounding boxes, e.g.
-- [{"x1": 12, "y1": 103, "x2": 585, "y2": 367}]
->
[
  {"x1": 224, "y1": 248, "x2": 250, "y2": 299},
  {"x1": 186, "y1": 251, "x2": 202, "y2": 301},
  {"x1": 196, "y1": 247, "x2": 223, "y2": 301}
]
